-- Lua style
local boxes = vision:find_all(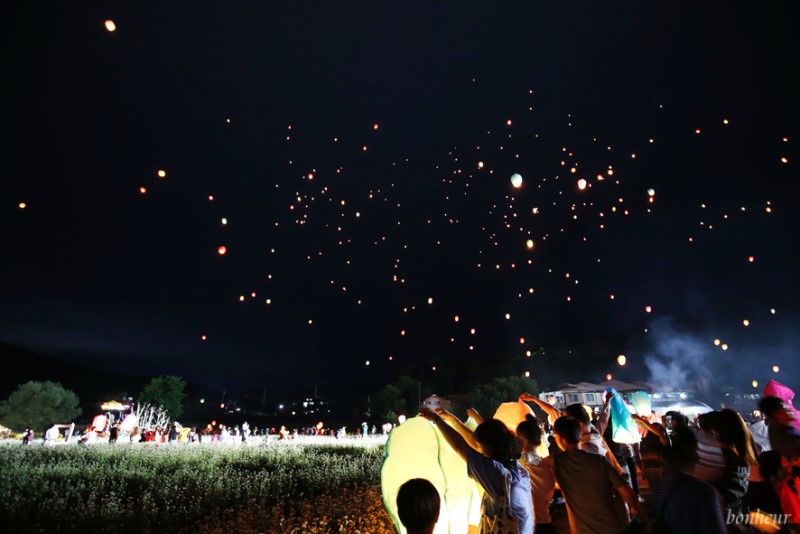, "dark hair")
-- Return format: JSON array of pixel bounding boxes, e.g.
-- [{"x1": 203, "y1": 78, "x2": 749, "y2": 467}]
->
[
  {"x1": 565, "y1": 403, "x2": 590, "y2": 425},
  {"x1": 473, "y1": 419, "x2": 523, "y2": 464},
  {"x1": 670, "y1": 427, "x2": 700, "y2": 470},
  {"x1": 397, "y1": 478, "x2": 440, "y2": 531},
  {"x1": 516, "y1": 414, "x2": 543, "y2": 447},
  {"x1": 757, "y1": 450, "x2": 783, "y2": 482},
  {"x1": 553, "y1": 416, "x2": 582, "y2": 444},
  {"x1": 716, "y1": 409, "x2": 757, "y2": 466},
  {"x1": 759, "y1": 396, "x2": 786, "y2": 418},
  {"x1": 665, "y1": 410, "x2": 689, "y2": 429}
]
